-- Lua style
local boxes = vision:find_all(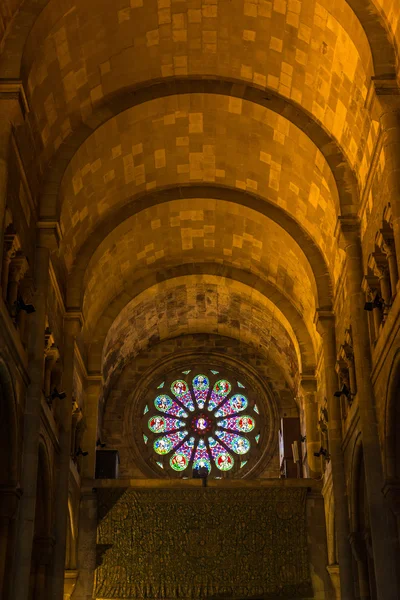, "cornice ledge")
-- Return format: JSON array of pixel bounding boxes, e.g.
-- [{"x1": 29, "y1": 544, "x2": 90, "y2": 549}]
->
[
  {"x1": 37, "y1": 221, "x2": 62, "y2": 251},
  {"x1": 64, "y1": 310, "x2": 85, "y2": 330},
  {"x1": 366, "y1": 76, "x2": 400, "y2": 113},
  {"x1": 0, "y1": 79, "x2": 29, "y2": 116},
  {"x1": 335, "y1": 216, "x2": 361, "y2": 249}
]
